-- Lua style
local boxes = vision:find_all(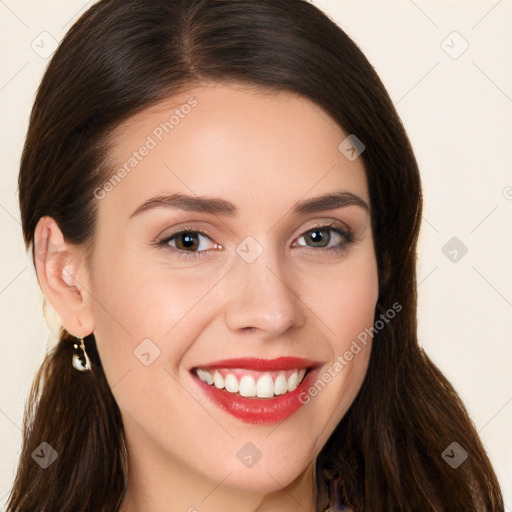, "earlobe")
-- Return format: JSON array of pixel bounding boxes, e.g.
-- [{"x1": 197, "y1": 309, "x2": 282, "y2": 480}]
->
[{"x1": 33, "y1": 216, "x2": 95, "y2": 337}]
